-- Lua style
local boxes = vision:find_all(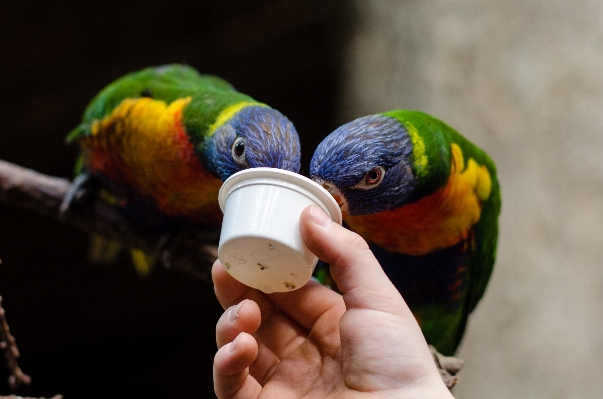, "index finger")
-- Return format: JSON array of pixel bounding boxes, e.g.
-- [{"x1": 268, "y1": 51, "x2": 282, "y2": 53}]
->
[{"x1": 213, "y1": 255, "x2": 345, "y2": 341}]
